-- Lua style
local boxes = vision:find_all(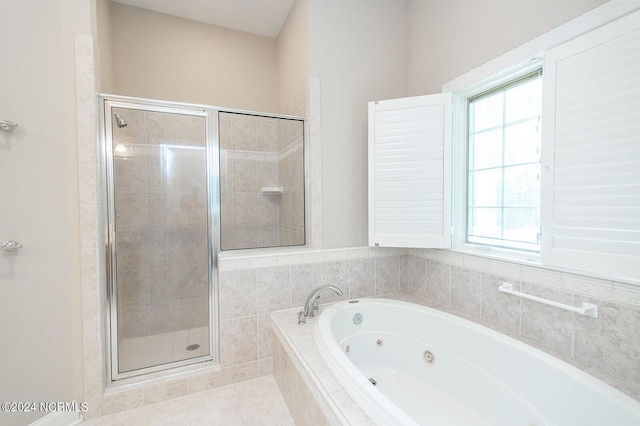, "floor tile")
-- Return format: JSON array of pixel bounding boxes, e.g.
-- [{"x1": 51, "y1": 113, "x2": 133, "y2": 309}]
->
[{"x1": 84, "y1": 375, "x2": 293, "y2": 425}]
